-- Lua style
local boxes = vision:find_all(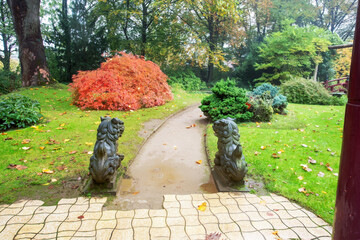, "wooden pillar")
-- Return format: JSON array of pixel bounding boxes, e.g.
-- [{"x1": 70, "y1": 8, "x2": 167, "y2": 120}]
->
[{"x1": 332, "y1": 1, "x2": 360, "y2": 239}]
